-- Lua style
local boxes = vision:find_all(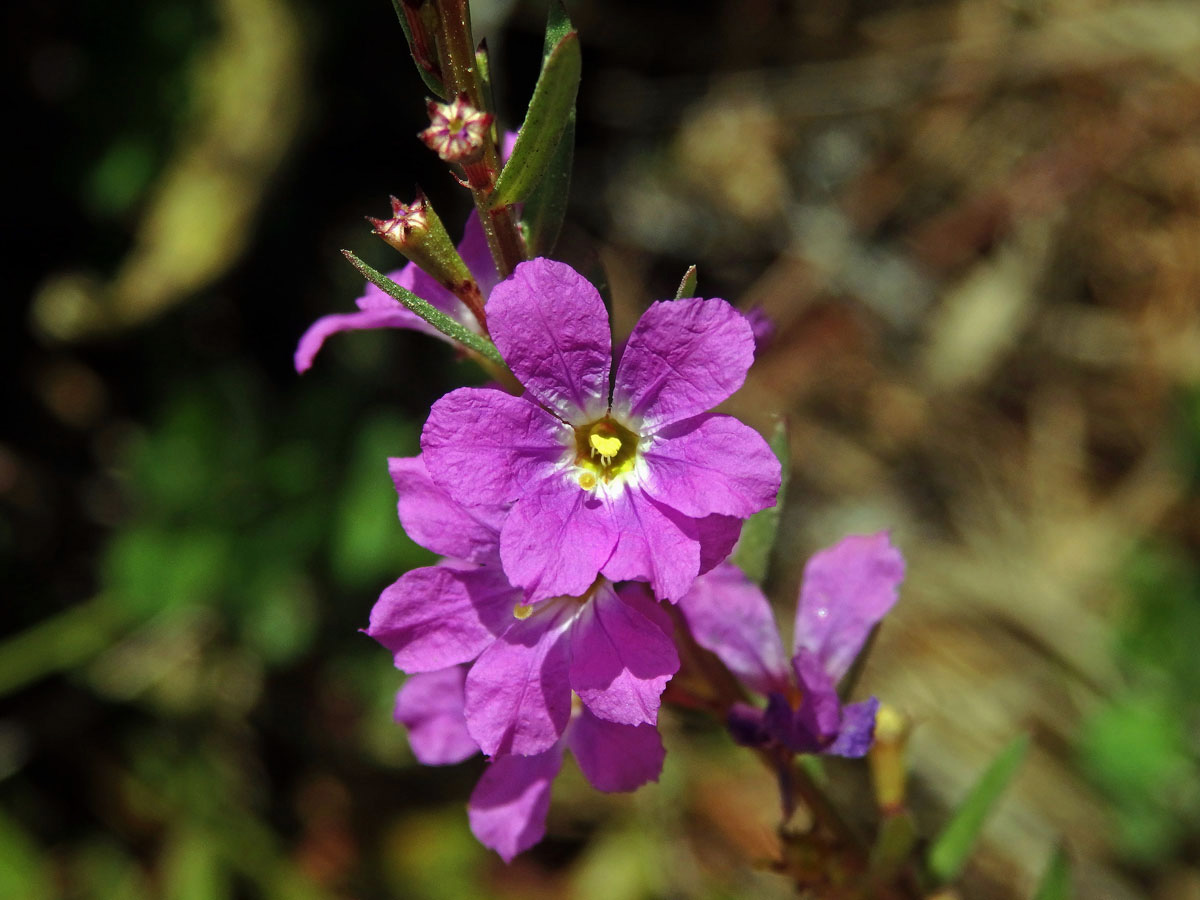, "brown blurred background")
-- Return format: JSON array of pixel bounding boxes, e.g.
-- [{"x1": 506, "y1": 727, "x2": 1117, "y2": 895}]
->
[{"x1": 4, "y1": 0, "x2": 1199, "y2": 897}]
